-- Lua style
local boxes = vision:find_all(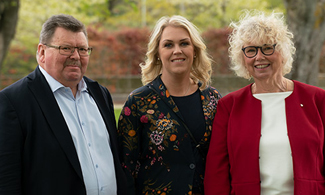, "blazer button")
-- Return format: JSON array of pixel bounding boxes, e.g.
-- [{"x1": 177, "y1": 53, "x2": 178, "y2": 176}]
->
[{"x1": 189, "y1": 163, "x2": 196, "y2": 169}]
